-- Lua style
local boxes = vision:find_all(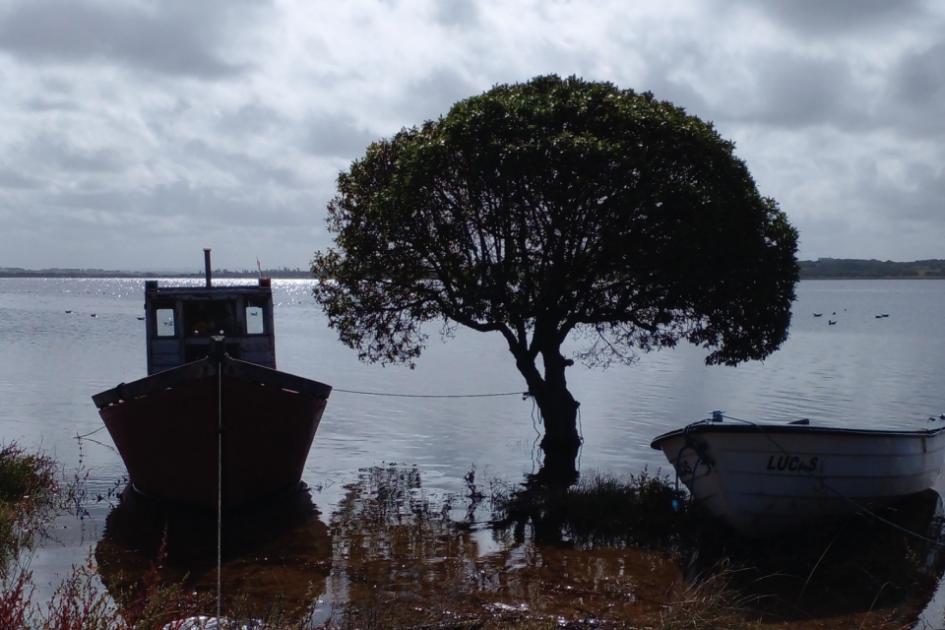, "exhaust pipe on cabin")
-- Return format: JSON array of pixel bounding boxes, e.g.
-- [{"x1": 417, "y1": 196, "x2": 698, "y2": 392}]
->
[{"x1": 204, "y1": 248, "x2": 212, "y2": 287}]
